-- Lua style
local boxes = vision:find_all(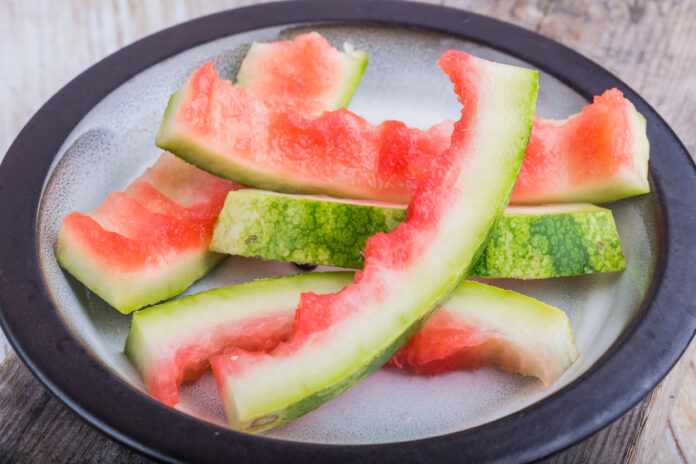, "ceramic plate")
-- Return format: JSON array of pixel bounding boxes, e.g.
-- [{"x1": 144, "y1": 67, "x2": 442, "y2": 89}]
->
[{"x1": 1, "y1": 2, "x2": 695, "y2": 462}]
